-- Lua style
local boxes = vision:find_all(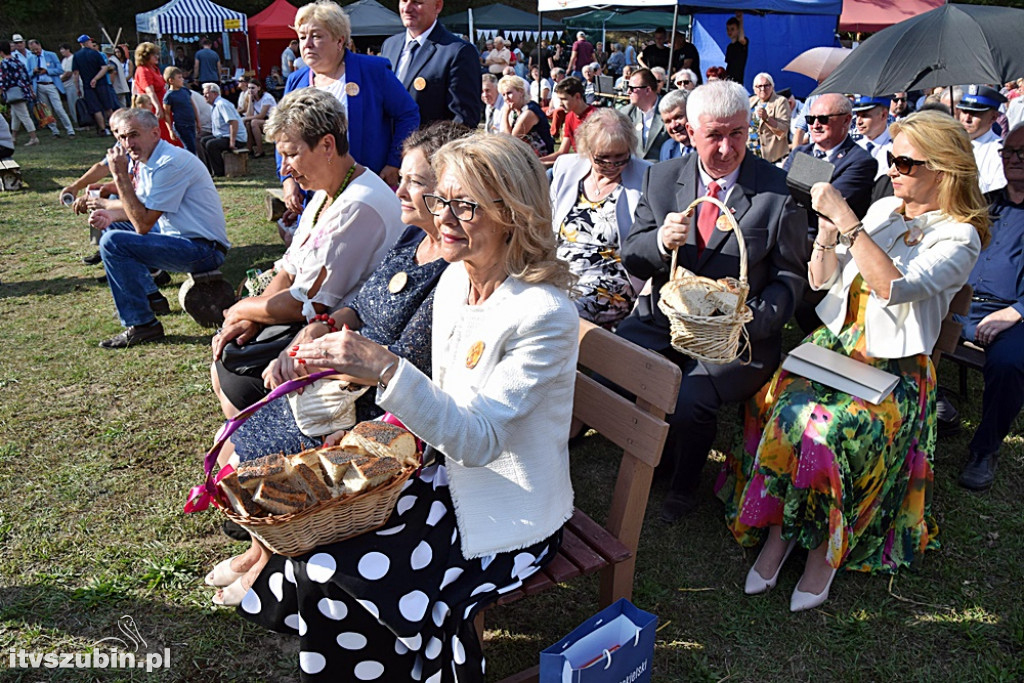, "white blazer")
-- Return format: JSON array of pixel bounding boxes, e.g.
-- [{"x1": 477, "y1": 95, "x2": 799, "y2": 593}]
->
[
  {"x1": 813, "y1": 197, "x2": 981, "y2": 359},
  {"x1": 550, "y1": 153, "x2": 651, "y2": 293}
]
